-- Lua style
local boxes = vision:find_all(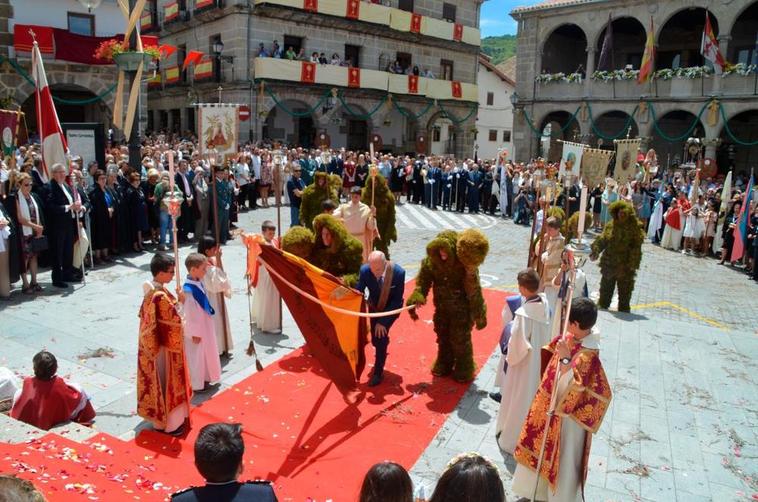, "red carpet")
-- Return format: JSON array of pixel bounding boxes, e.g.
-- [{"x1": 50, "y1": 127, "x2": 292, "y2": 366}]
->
[{"x1": 0, "y1": 285, "x2": 506, "y2": 501}]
